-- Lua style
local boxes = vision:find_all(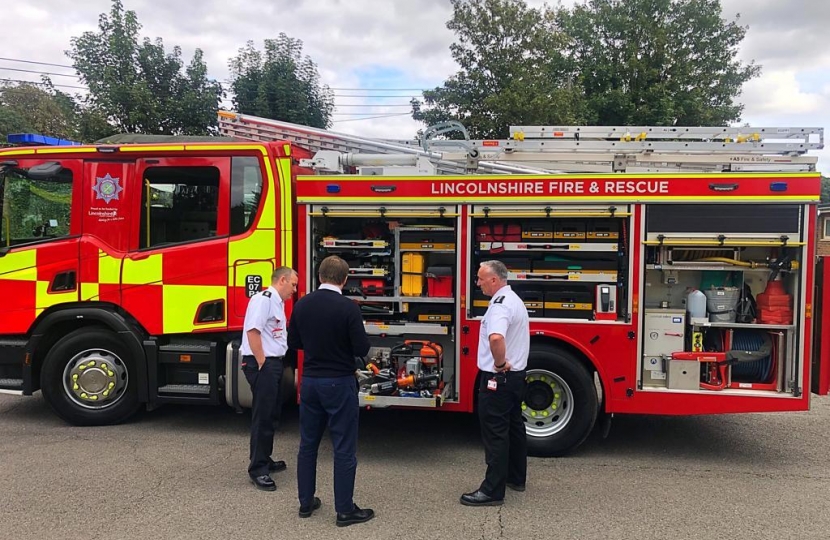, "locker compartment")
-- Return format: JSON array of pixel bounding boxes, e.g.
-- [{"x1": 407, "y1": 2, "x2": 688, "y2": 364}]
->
[
  {"x1": 401, "y1": 252, "x2": 425, "y2": 296},
  {"x1": 544, "y1": 287, "x2": 593, "y2": 319},
  {"x1": 400, "y1": 230, "x2": 456, "y2": 250}
]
